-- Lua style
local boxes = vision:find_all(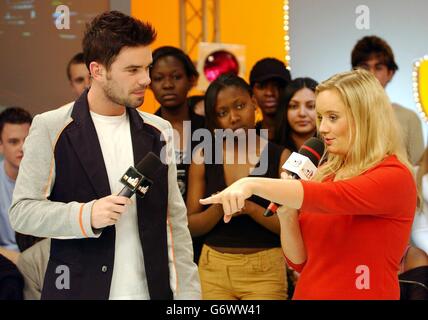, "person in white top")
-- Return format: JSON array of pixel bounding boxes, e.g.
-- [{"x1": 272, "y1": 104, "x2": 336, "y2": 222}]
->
[
  {"x1": 414, "y1": 151, "x2": 428, "y2": 254},
  {"x1": 9, "y1": 11, "x2": 200, "y2": 300}
]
